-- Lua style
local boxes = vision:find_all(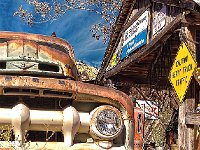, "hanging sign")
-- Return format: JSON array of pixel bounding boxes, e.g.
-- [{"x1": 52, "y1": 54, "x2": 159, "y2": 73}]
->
[
  {"x1": 121, "y1": 10, "x2": 149, "y2": 60},
  {"x1": 152, "y1": 5, "x2": 166, "y2": 35},
  {"x1": 169, "y1": 42, "x2": 197, "y2": 102}
]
